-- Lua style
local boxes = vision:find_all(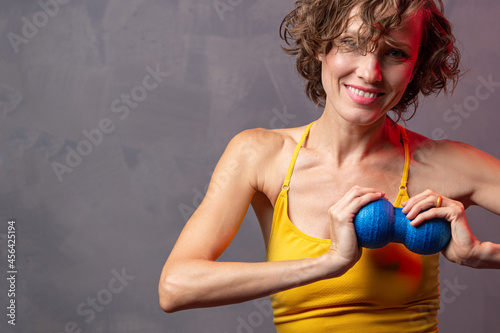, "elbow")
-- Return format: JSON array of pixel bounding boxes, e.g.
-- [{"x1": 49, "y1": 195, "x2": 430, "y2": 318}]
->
[
  {"x1": 159, "y1": 259, "x2": 208, "y2": 312},
  {"x1": 158, "y1": 277, "x2": 180, "y2": 313},
  {"x1": 159, "y1": 292, "x2": 176, "y2": 314},
  {"x1": 158, "y1": 272, "x2": 190, "y2": 313},
  {"x1": 159, "y1": 298, "x2": 179, "y2": 314}
]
